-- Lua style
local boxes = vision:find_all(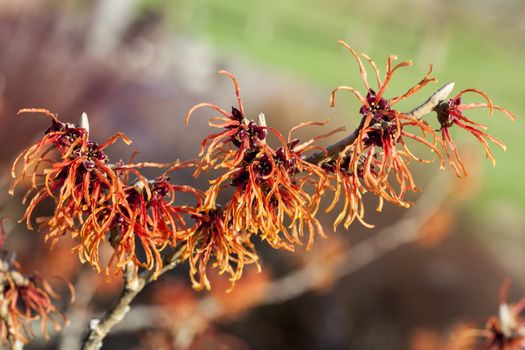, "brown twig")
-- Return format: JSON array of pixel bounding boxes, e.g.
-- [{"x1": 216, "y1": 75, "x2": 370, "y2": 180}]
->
[
  {"x1": 58, "y1": 269, "x2": 99, "y2": 350},
  {"x1": 80, "y1": 248, "x2": 185, "y2": 350}
]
